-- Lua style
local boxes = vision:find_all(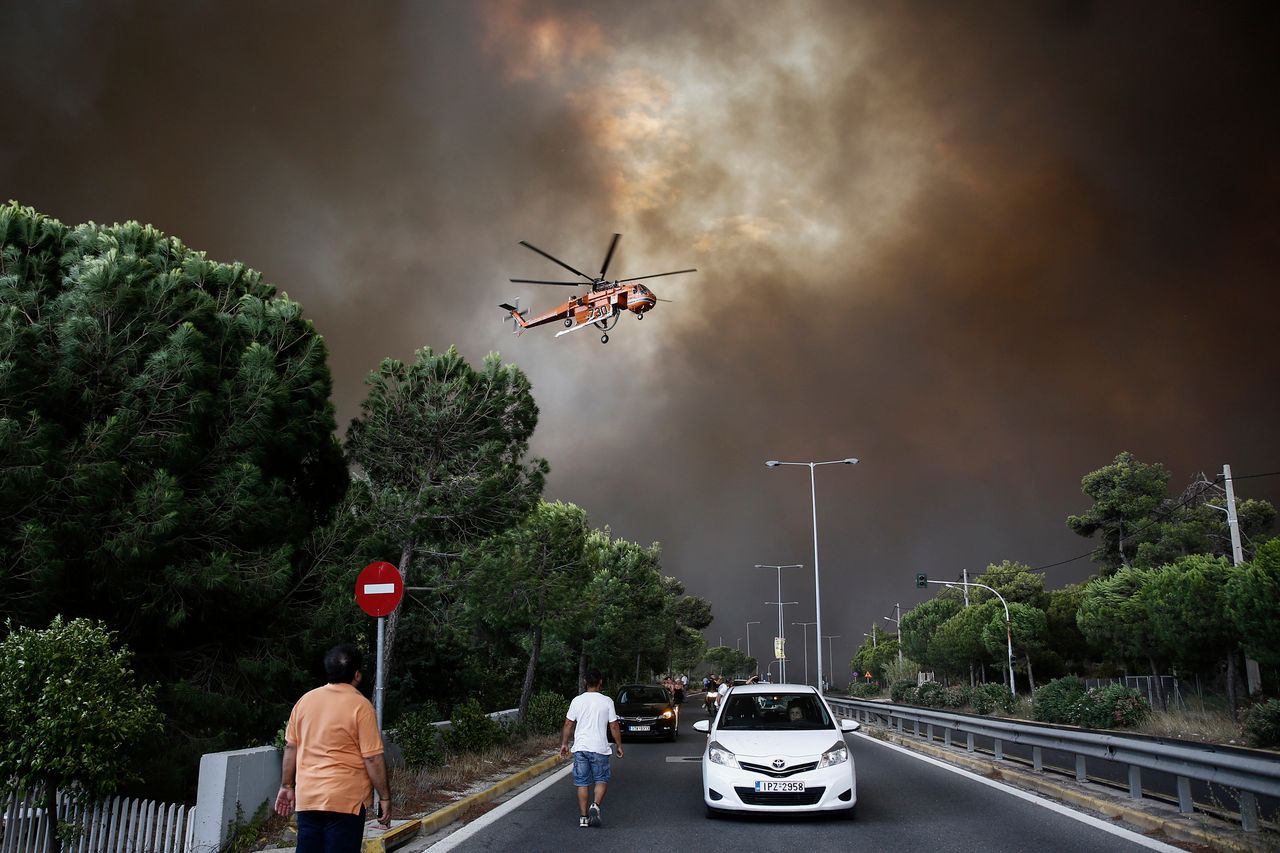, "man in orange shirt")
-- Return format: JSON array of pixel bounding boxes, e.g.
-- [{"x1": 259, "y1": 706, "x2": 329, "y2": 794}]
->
[{"x1": 275, "y1": 644, "x2": 391, "y2": 852}]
